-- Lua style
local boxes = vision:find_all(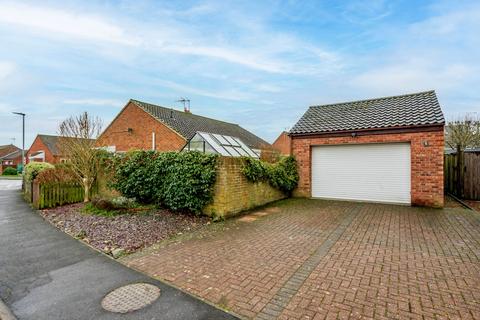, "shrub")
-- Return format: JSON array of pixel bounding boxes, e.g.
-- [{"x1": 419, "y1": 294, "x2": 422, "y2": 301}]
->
[
  {"x1": 24, "y1": 162, "x2": 54, "y2": 182},
  {"x1": 111, "y1": 196, "x2": 136, "y2": 209},
  {"x1": 242, "y1": 156, "x2": 299, "y2": 194},
  {"x1": 35, "y1": 166, "x2": 78, "y2": 184},
  {"x1": 108, "y1": 151, "x2": 161, "y2": 203},
  {"x1": 159, "y1": 152, "x2": 218, "y2": 212},
  {"x1": 2, "y1": 167, "x2": 18, "y2": 175},
  {"x1": 91, "y1": 197, "x2": 116, "y2": 211},
  {"x1": 110, "y1": 151, "x2": 218, "y2": 213},
  {"x1": 268, "y1": 156, "x2": 299, "y2": 193}
]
